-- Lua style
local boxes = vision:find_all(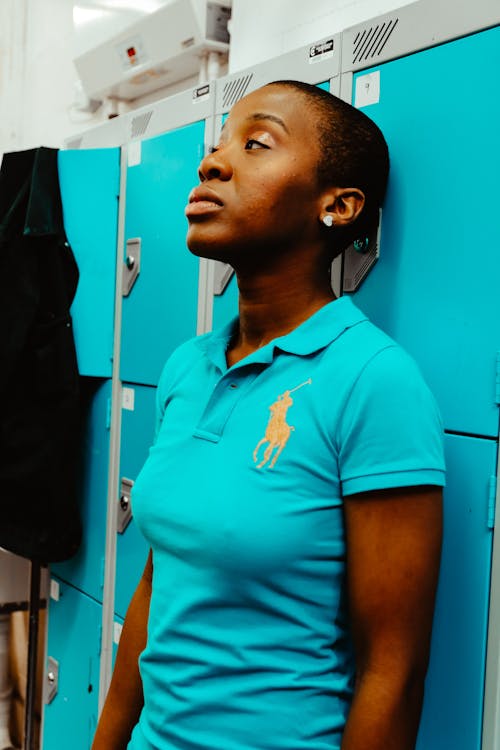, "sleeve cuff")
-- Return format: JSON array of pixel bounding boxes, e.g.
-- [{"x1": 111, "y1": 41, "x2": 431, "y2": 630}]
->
[{"x1": 342, "y1": 468, "x2": 446, "y2": 496}]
